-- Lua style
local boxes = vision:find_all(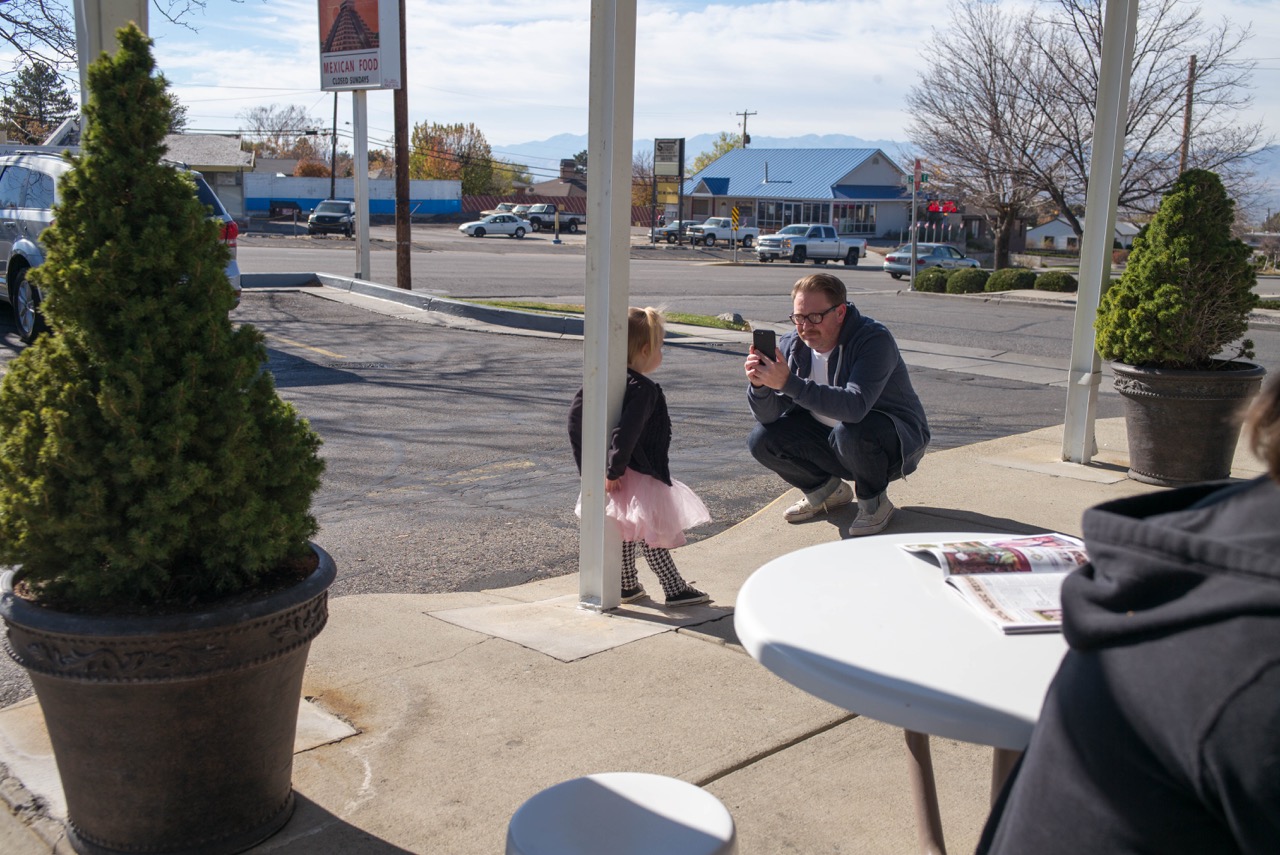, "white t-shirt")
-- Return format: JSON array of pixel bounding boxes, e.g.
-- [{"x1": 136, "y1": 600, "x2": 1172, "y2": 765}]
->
[{"x1": 807, "y1": 347, "x2": 841, "y2": 428}]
